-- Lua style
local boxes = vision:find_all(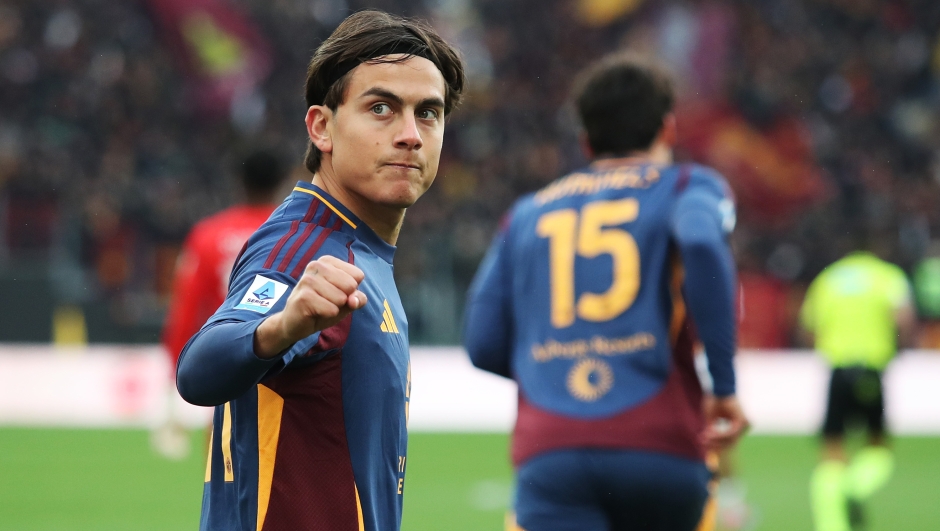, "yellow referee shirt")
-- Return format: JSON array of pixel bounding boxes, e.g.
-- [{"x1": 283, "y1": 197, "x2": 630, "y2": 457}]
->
[{"x1": 800, "y1": 252, "x2": 911, "y2": 370}]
